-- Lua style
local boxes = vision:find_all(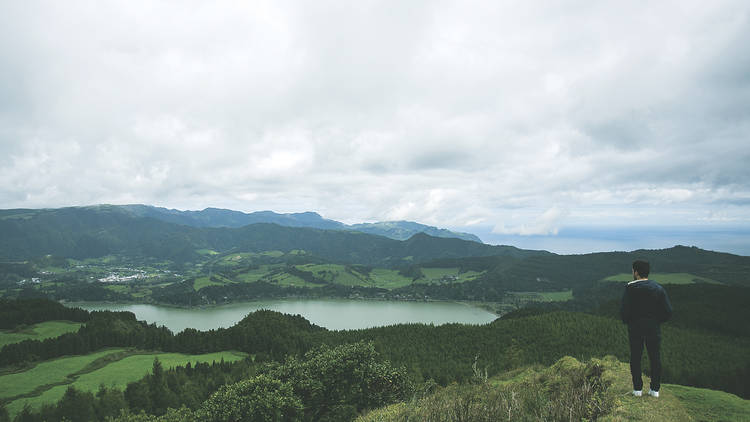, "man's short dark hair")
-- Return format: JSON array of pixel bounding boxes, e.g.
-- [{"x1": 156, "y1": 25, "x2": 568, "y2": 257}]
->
[{"x1": 632, "y1": 260, "x2": 650, "y2": 278}]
